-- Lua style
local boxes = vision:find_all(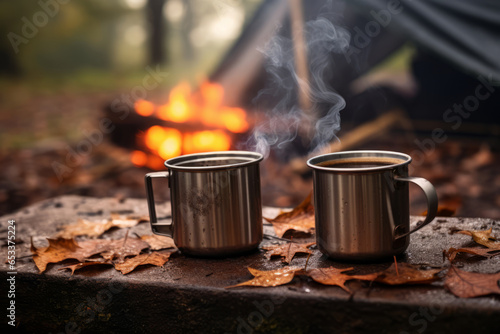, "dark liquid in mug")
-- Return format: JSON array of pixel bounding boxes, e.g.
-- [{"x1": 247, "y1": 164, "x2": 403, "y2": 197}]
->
[
  {"x1": 318, "y1": 157, "x2": 404, "y2": 168},
  {"x1": 177, "y1": 157, "x2": 253, "y2": 167}
]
